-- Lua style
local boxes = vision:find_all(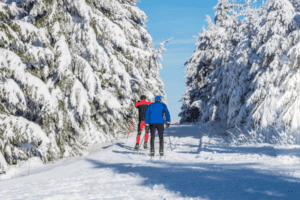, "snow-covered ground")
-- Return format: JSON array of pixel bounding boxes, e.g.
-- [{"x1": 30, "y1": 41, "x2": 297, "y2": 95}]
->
[{"x1": 1, "y1": 124, "x2": 300, "y2": 200}]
